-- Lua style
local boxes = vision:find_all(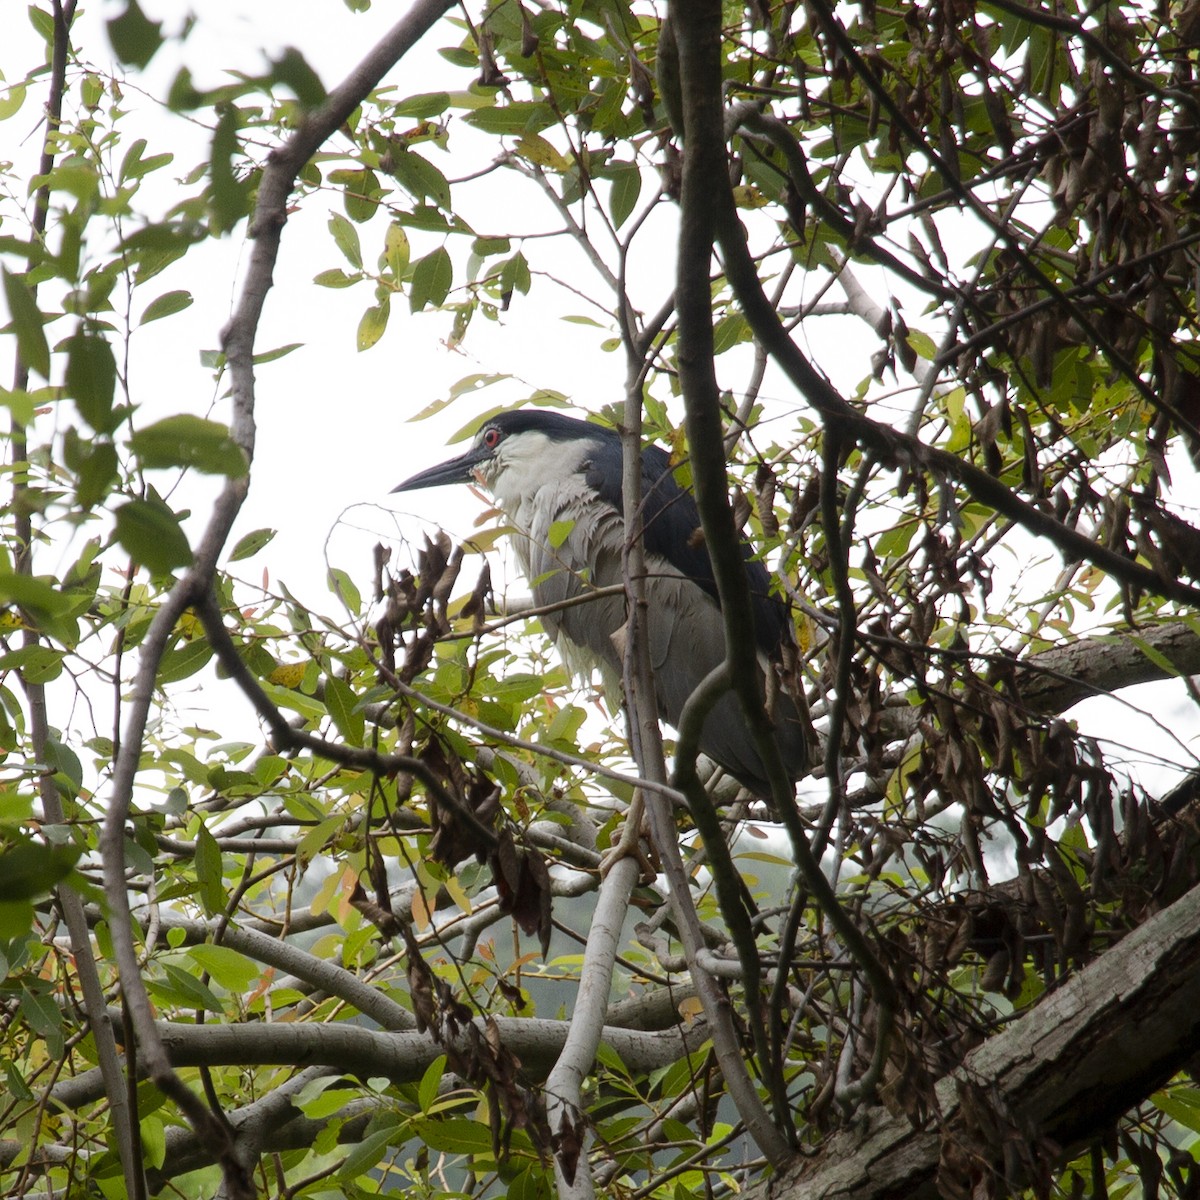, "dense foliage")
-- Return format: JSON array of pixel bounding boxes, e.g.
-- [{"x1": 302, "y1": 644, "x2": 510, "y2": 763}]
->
[{"x1": 2, "y1": 0, "x2": 1200, "y2": 1197}]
